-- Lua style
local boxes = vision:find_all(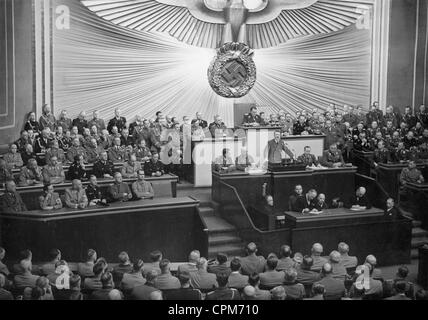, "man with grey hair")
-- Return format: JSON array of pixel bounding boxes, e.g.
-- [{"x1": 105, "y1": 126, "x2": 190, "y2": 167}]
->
[
  {"x1": 345, "y1": 187, "x2": 372, "y2": 210},
  {"x1": 310, "y1": 243, "x2": 328, "y2": 272},
  {"x1": 338, "y1": 242, "x2": 358, "y2": 269},
  {"x1": 365, "y1": 254, "x2": 383, "y2": 281},
  {"x1": 329, "y1": 251, "x2": 347, "y2": 281},
  {"x1": 189, "y1": 258, "x2": 218, "y2": 291}
]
